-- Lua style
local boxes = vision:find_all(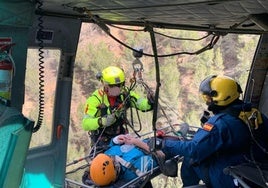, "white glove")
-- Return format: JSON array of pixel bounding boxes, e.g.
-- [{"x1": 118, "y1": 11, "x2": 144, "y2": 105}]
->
[
  {"x1": 99, "y1": 113, "x2": 116, "y2": 127},
  {"x1": 177, "y1": 123, "x2": 189, "y2": 137}
]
